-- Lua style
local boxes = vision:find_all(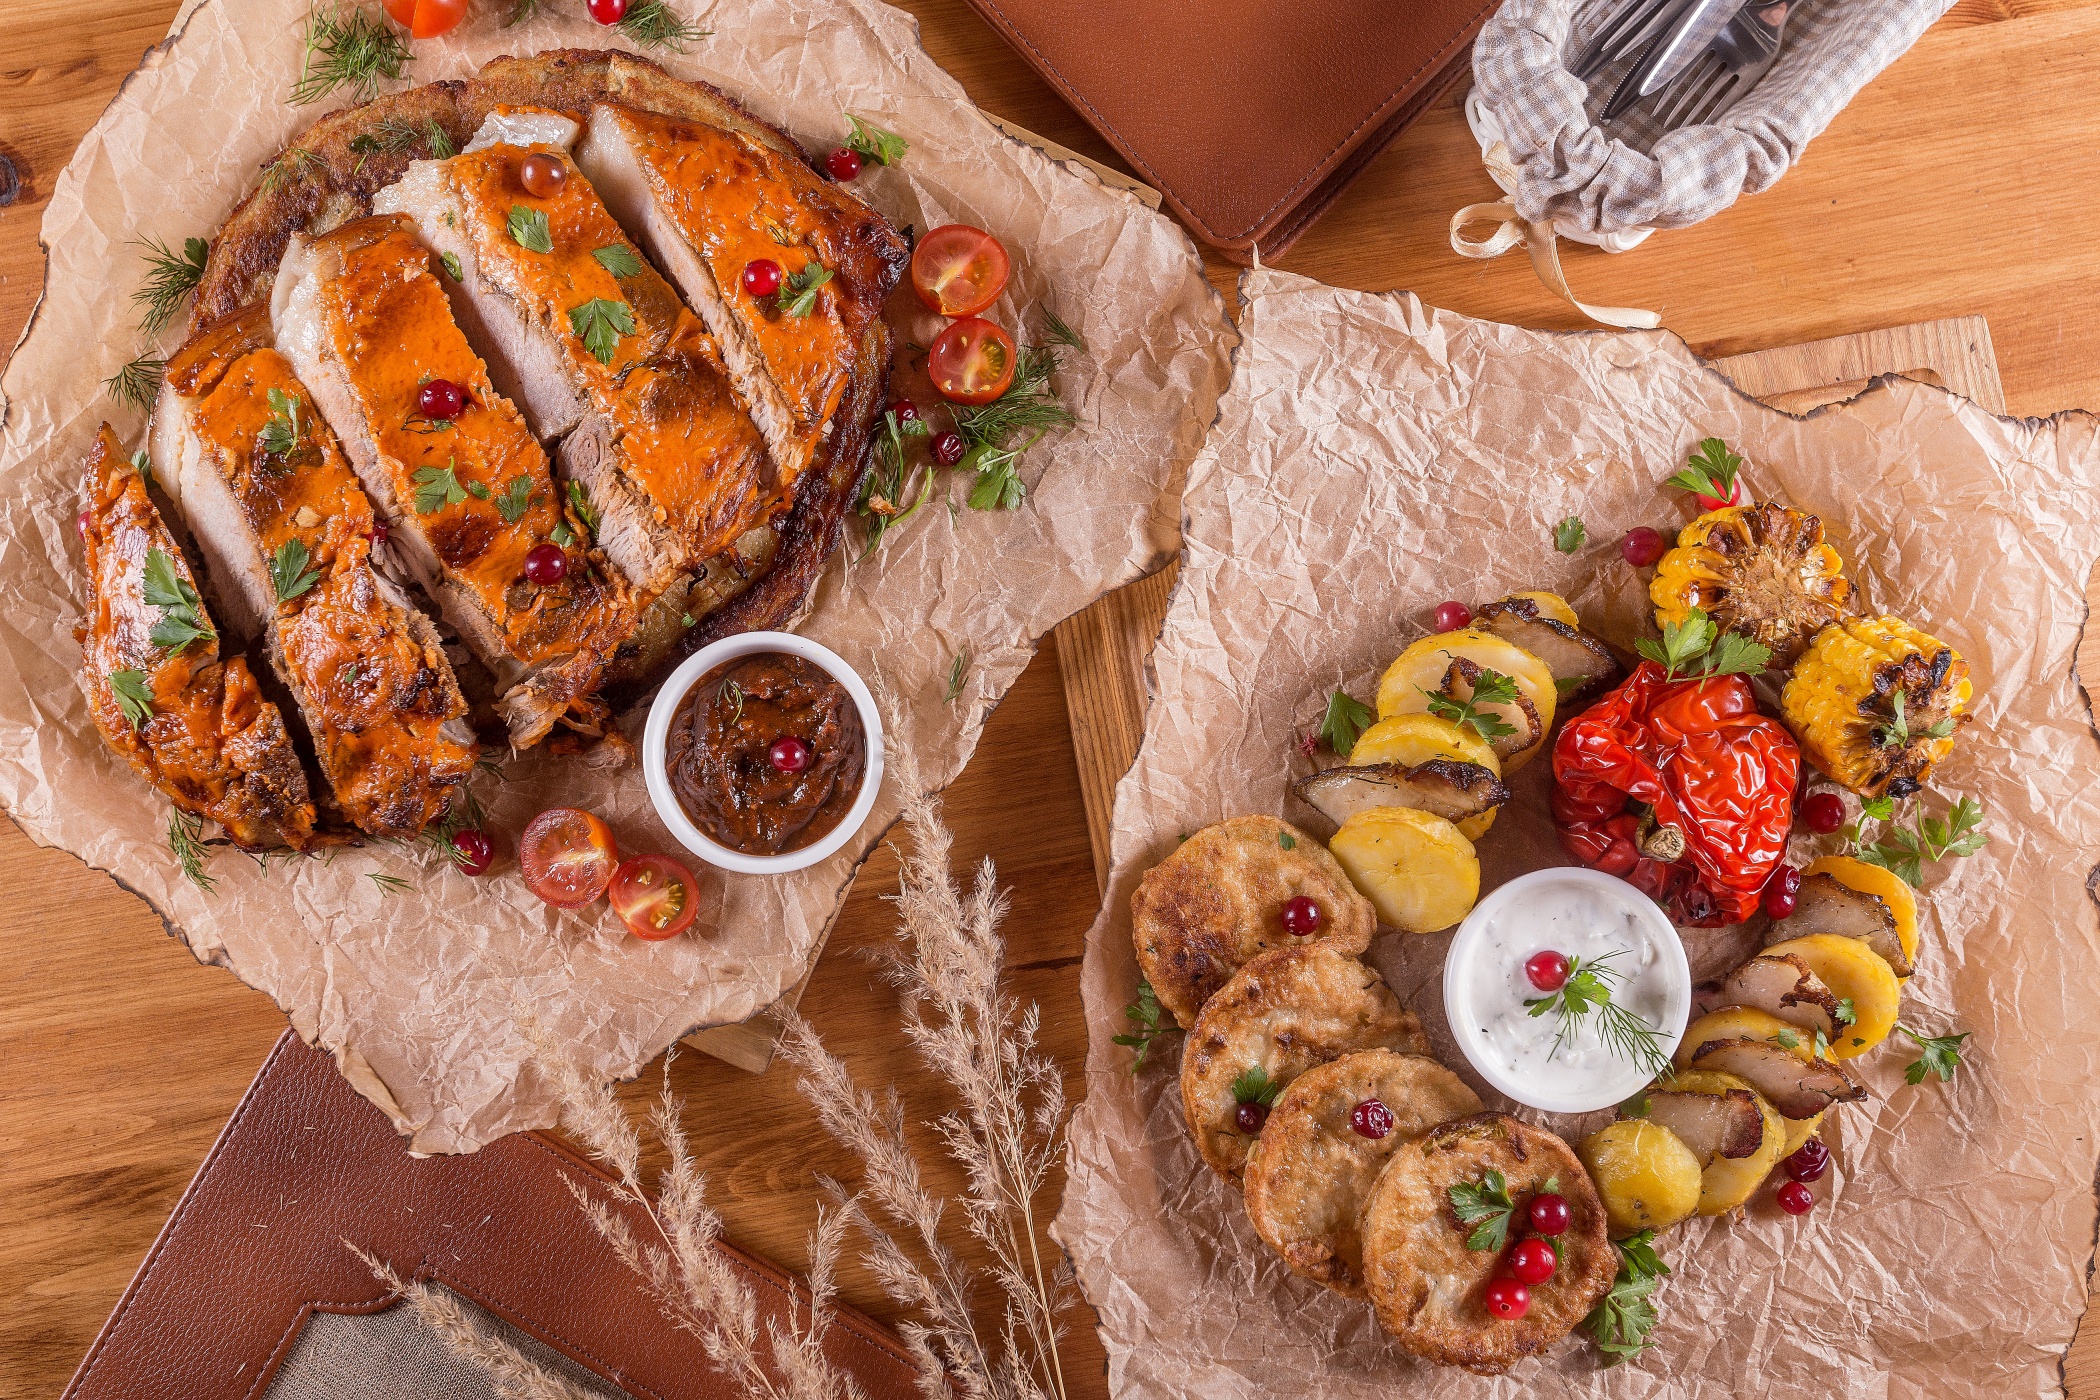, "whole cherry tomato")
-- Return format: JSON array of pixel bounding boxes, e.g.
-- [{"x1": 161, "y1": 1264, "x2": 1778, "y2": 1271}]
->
[
  {"x1": 382, "y1": 0, "x2": 467, "y2": 38},
  {"x1": 518, "y1": 808, "x2": 619, "y2": 908},
  {"x1": 927, "y1": 316, "x2": 1017, "y2": 404},
  {"x1": 607, "y1": 854, "x2": 703, "y2": 940},
  {"x1": 910, "y1": 224, "x2": 1012, "y2": 318}
]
